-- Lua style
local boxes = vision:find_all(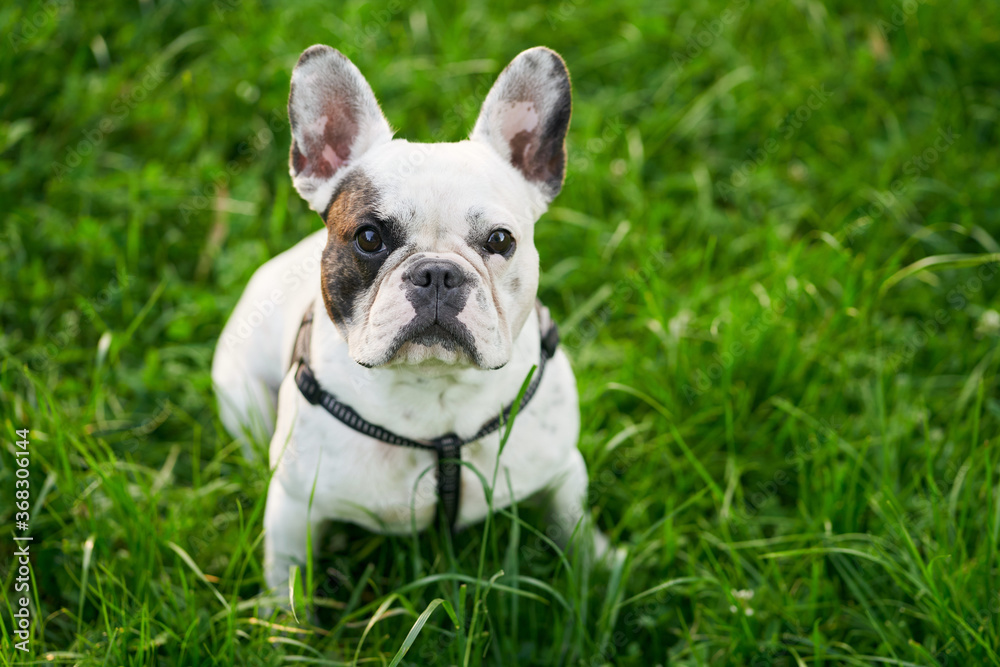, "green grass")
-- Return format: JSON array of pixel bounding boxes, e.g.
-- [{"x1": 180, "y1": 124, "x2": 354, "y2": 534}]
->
[{"x1": 2, "y1": 0, "x2": 1000, "y2": 664}]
